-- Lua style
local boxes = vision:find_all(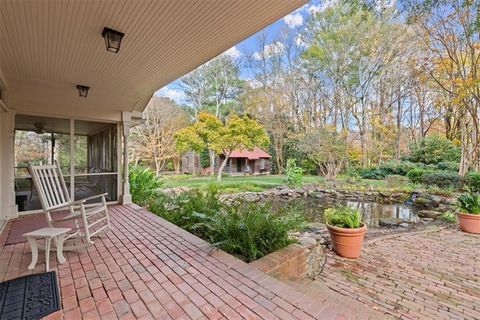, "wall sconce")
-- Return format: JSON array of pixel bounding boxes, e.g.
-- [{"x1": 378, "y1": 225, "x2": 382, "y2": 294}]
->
[
  {"x1": 102, "y1": 27, "x2": 125, "y2": 53},
  {"x1": 76, "y1": 85, "x2": 90, "y2": 98}
]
